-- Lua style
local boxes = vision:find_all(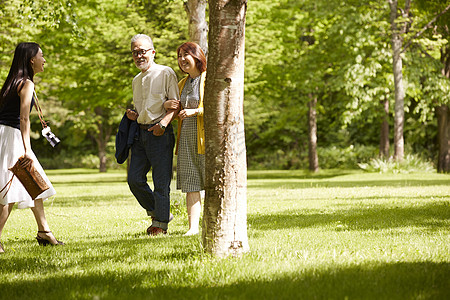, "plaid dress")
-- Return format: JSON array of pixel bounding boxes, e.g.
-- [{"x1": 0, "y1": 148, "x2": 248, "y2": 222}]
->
[{"x1": 176, "y1": 76, "x2": 205, "y2": 193}]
